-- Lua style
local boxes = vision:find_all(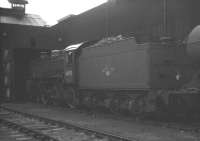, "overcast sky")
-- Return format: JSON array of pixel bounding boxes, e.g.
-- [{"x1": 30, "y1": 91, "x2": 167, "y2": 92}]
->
[{"x1": 0, "y1": 0, "x2": 107, "y2": 25}]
